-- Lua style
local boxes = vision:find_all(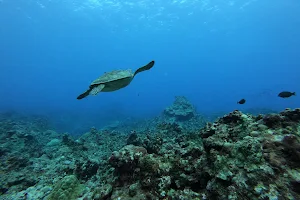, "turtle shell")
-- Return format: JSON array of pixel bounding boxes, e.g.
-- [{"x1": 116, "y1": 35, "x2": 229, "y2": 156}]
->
[{"x1": 91, "y1": 69, "x2": 133, "y2": 86}]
